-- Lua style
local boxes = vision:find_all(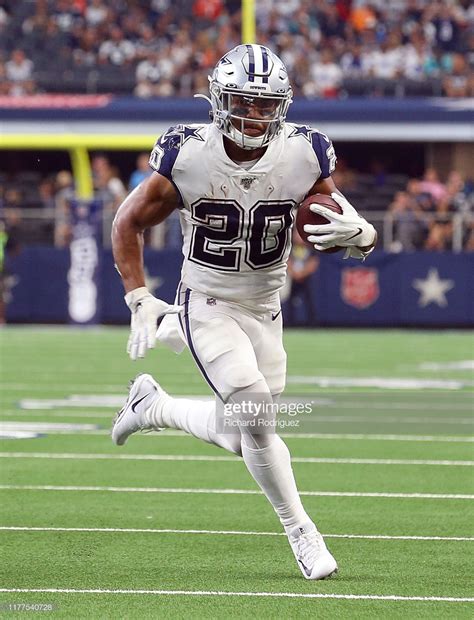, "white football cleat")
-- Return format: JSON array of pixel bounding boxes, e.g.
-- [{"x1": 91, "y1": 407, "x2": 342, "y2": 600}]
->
[
  {"x1": 112, "y1": 373, "x2": 166, "y2": 446},
  {"x1": 288, "y1": 522, "x2": 338, "y2": 580}
]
